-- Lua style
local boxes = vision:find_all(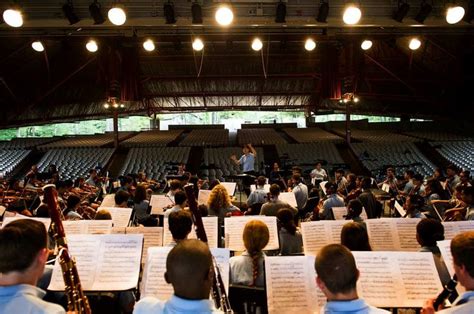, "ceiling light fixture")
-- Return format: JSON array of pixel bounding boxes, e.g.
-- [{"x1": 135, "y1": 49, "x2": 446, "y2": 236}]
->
[
  {"x1": 393, "y1": 0, "x2": 410, "y2": 23},
  {"x1": 251, "y1": 38, "x2": 263, "y2": 51},
  {"x1": 62, "y1": 1, "x2": 80, "y2": 25},
  {"x1": 143, "y1": 39, "x2": 155, "y2": 52},
  {"x1": 89, "y1": 1, "x2": 106, "y2": 24},
  {"x1": 343, "y1": 4, "x2": 362, "y2": 25},
  {"x1": 305, "y1": 38, "x2": 316, "y2": 51},
  {"x1": 409, "y1": 38, "x2": 421, "y2": 50},
  {"x1": 215, "y1": 5, "x2": 233, "y2": 26},
  {"x1": 108, "y1": 5, "x2": 126, "y2": 25},
  {"x1": 414, "y1": 0, "x2": 432, "y2": 23},
  {"x1": 164, "y1": 2, "x2": 176, "y2": 24},
  {"x1": 316, "y1": 1, "x2": 329, "y2": 23},
  {"x1": 191, "y1": 2, "x2": 203, "y2": 24},
  {"x1": 275, "y1": 1, "x2": 286, "y2": 23},
  {"x1": 32, "y1": 41, "x2": 45, "y2": 52},
  {"x1": 86, "y1": 39, "x2": 98, "y2": 52},
  {"x1": 361, "y1": 40, "x2": 373, "y2": 50},
  {"x1": 192, "y1": 38, "x2": 204, "y2": 51},
  {"x1": 2, "y1": 8, "x2": 23, "y2": 28},
  {"x1": 446, "y1": 4, "x2": 465, "y2": 24}
]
